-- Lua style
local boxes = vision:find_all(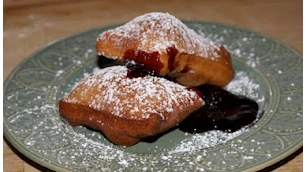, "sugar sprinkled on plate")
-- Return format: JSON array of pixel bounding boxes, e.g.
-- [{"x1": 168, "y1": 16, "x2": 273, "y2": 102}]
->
[
  {"x1": 169, "y1": 70, "x2": 263, "y2": 153},
  {"x1": 9, "y1": 17, "x2": 266, "y2": 170},
  {"x1": 226, "y1": 71, "x2": 264, "y2": 102},
  {"x1": 170, "y1": 128, "x2": 247, "y2": 153},
  {"x1": 12, "y1": 66, "x2": 263, "y2": 170}
]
